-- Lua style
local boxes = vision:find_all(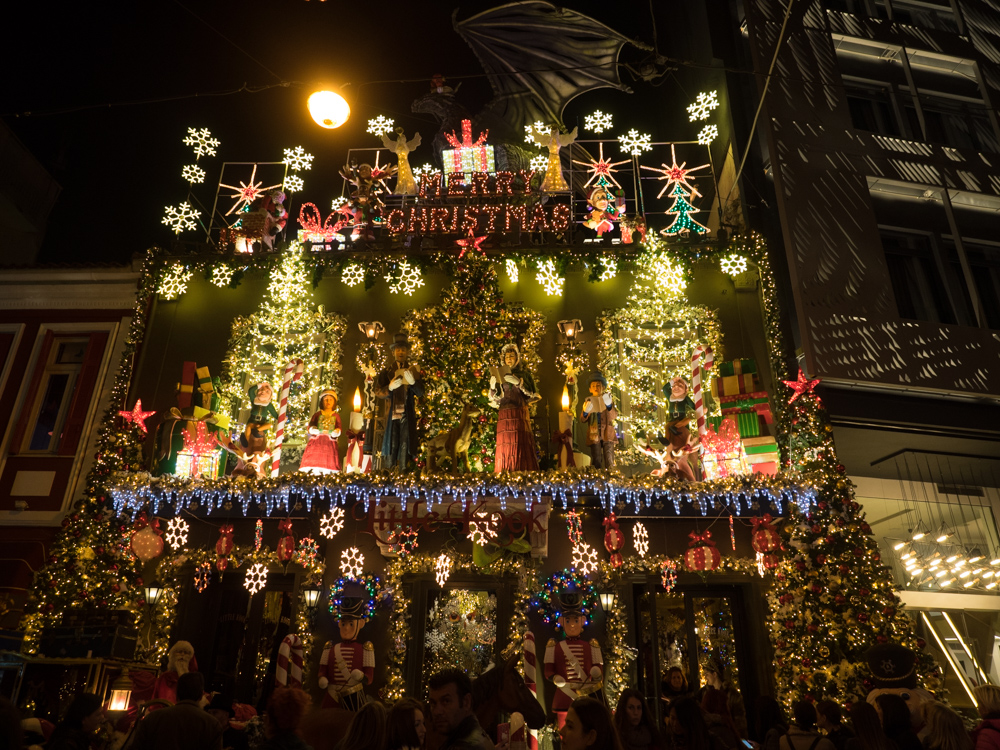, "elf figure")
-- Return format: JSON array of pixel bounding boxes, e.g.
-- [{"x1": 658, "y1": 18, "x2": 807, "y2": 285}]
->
[
  {"x1": 381, "y1": 130, "x2": 422, "y2": 196},
  {"x1": 662, "y1": 376, "x2": 697, "y2": 481},
  {"x1": 340, "y1": 162, "x2": 387, "y2": 240},
  {"x1": 581, "y1": 373, "x2": 617, "y2": 469},
  {"x1": 318, "y1": 597, "x2": 374, "y2": 711},
  {"x1": 544, "y1": 591, "x2": 604, "y2": 727},
  {"x1": 583, "y1": 187, "x2": 625, "y2": 237}
]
